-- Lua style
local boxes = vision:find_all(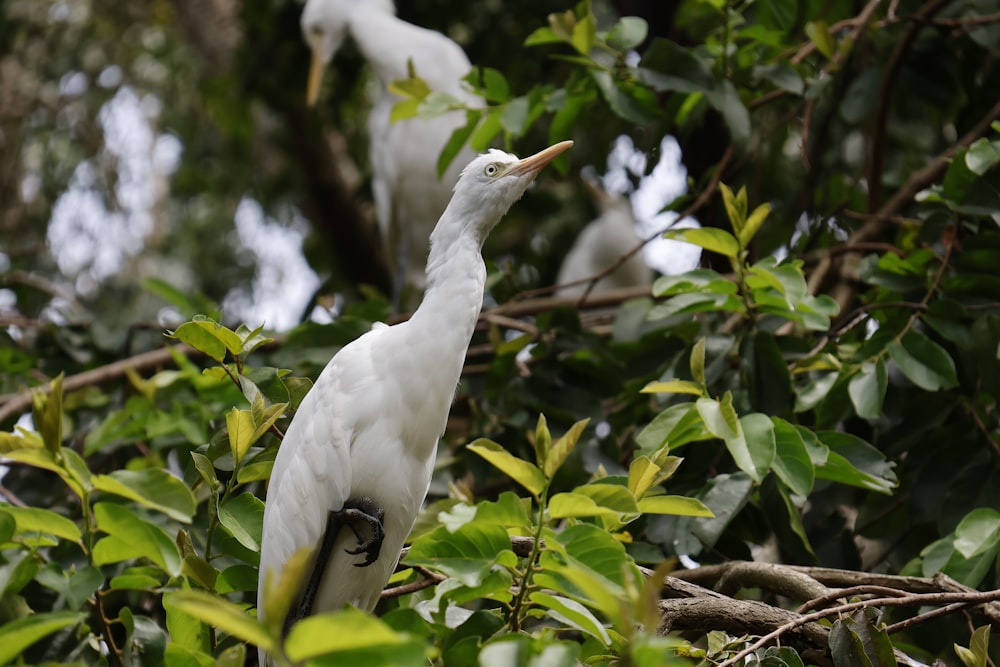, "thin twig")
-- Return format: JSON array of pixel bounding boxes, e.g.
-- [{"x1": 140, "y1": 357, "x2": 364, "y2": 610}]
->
[{"x1": 717, "y1": 589, "x2": 1000, "y2": 667}]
